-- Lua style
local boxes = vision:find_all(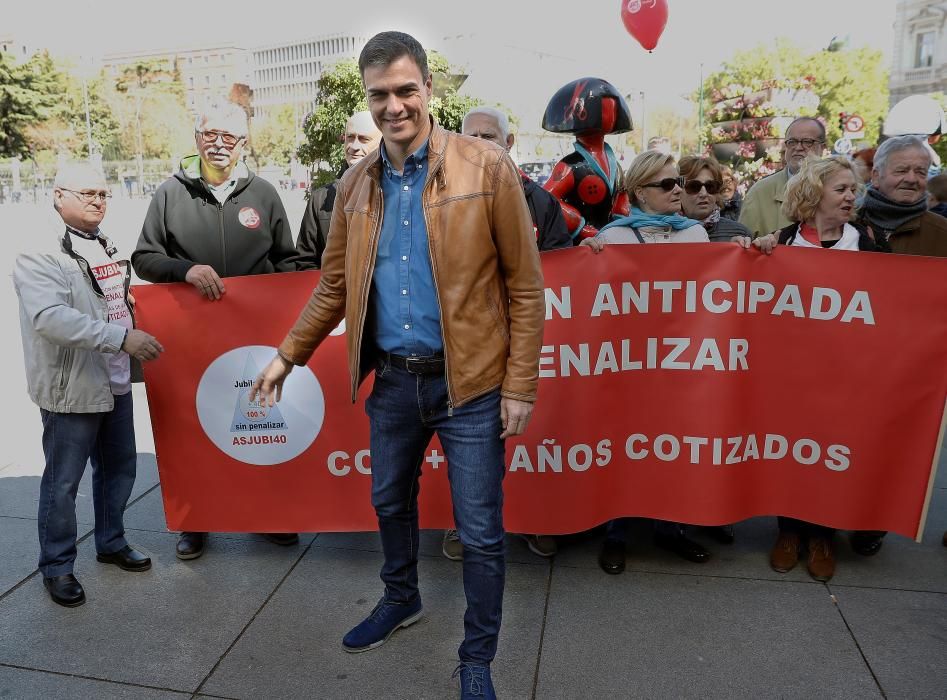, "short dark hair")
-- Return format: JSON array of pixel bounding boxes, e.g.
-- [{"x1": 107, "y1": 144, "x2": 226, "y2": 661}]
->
[
  {"x1": 359, "y1": 31, "x2": 429, "y2": 81},
  {"x1": 678, "y1": 155, "x2": 723, "y2": 183}
]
